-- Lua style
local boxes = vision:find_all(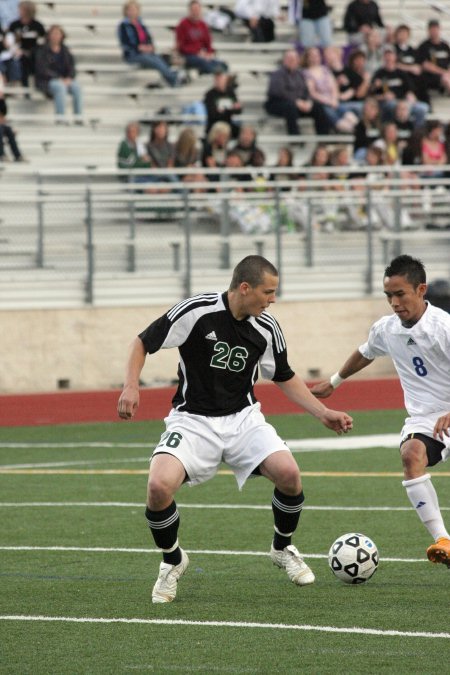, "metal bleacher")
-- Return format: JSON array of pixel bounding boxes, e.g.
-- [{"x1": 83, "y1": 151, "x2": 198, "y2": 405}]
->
[{"x1": 1, "y1": 1, "x2": 450, "y2": 308}]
